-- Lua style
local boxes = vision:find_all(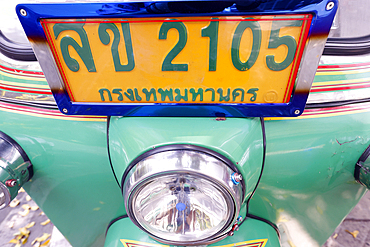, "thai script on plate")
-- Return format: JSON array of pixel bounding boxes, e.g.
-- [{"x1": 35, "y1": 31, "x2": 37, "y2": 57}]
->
[{"x1": 98, "y1": 87, "x2": 259, "y2": 103}]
